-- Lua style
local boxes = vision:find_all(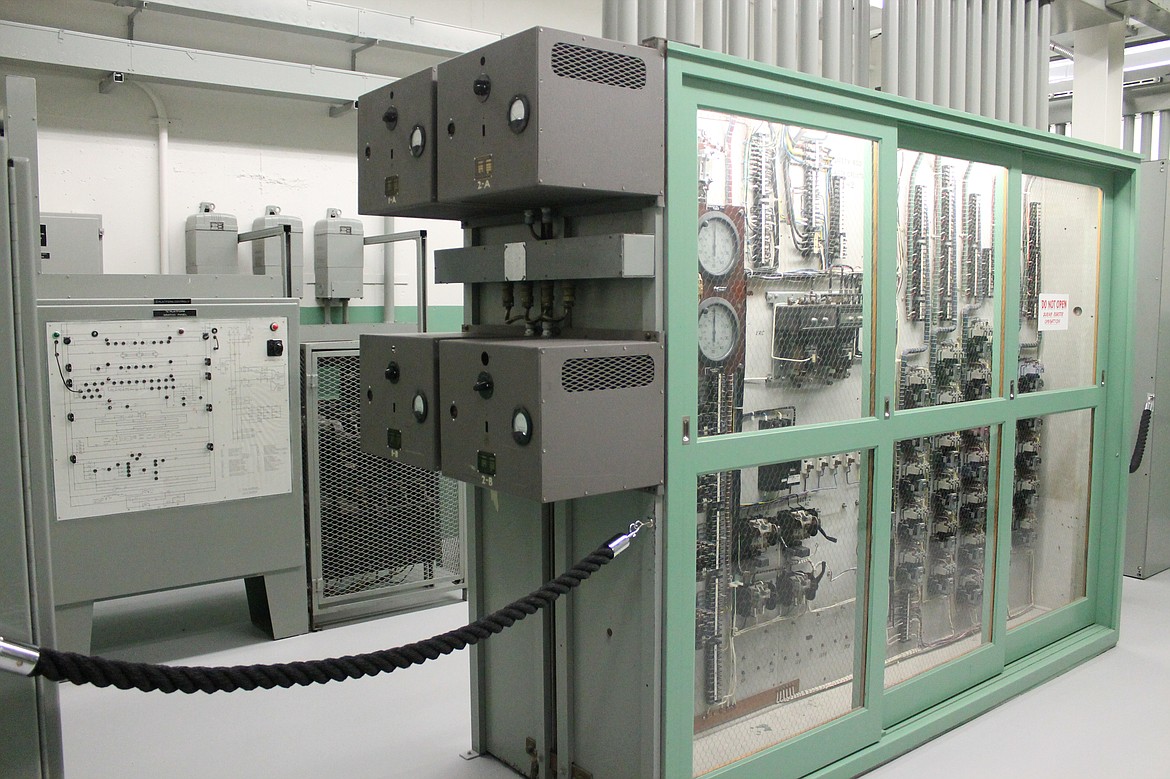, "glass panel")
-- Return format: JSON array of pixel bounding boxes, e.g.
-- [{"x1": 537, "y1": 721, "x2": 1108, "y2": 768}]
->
[
  {"x1": 696, "y1": 111, "x2": 874, "y2": 438},
  {"x1": 1018, "y1": 177, "x2": 1103, "y2": 393},
  {"x1": 896, "y1": 152, "x2": 1004, "y2": 410},
  {"x1": 693, "y1": 450, "x2": 868, "y2": 775},
  {"x1": 886, "y1": 426, "x2": 994, "y2": 687},
  {"x1": 1009, "y1": 409, "x2": 1093, "y2": 628}
]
